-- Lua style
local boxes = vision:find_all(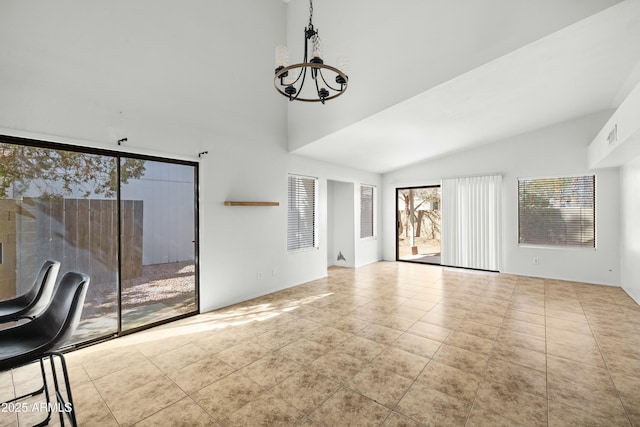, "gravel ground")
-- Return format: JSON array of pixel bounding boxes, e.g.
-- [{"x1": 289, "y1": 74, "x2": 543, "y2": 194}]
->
[{"x1": 80, "y1": 260, "x2": 196, "y2": 324}]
